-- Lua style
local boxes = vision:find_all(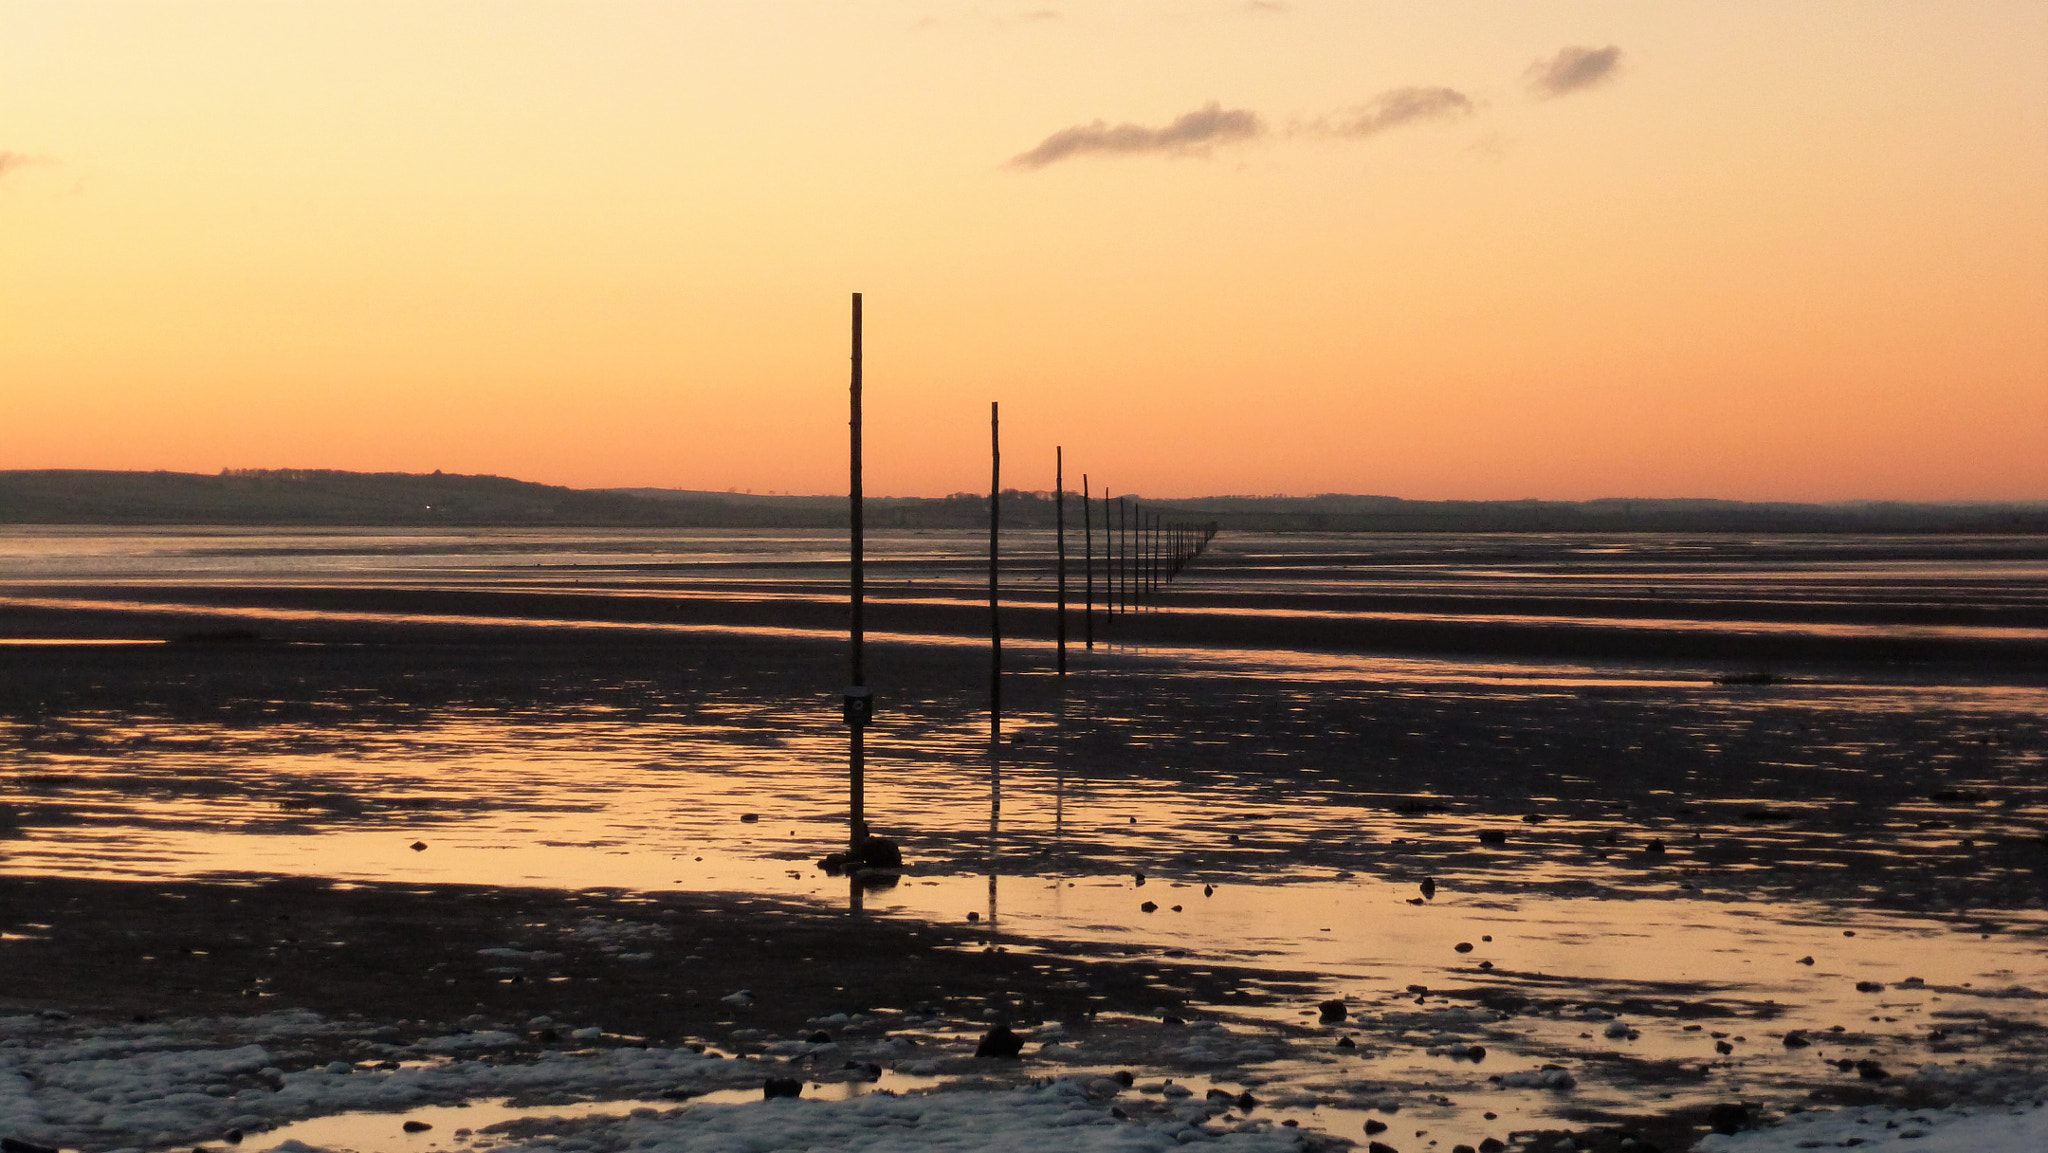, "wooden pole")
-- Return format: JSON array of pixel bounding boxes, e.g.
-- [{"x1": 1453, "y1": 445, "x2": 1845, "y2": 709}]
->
[
  {"x1": 1082, "y1": 474, "x2": 1093, "y2": 649},
  {"x1": 989, "y1": 402, "x2": 1001, "y2": 736},
  {"x1": 1055, "y1": 446, "x2": 1066, "y2": 677},
  {"x1": 847, "y1": 292, "x2": 867, "y2": 850}
]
